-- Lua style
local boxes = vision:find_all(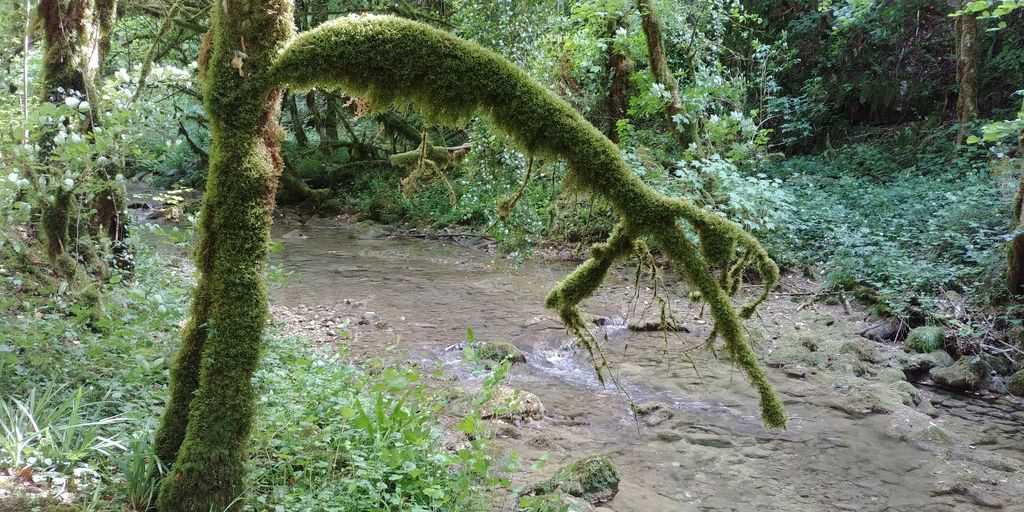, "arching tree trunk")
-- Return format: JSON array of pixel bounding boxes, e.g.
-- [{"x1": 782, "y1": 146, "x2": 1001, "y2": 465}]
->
[
  {"x1": 635, "y1": 0, "x2": 696, "y2": 148},
  {"x1": 152, "y1": 0, "x2": 293, "y2": 509},
  {"x1": 955, "y1": 0, "x2": 978, "y2": 145}
]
